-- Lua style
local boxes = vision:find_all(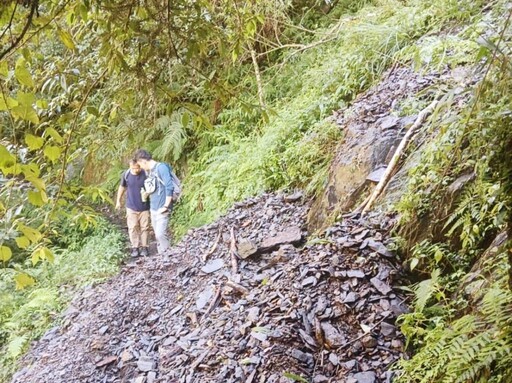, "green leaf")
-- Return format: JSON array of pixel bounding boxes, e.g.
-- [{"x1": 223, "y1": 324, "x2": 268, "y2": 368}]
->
[
  {"x1": 283, "y1": 372, "x2": 308, "y2": 383},
  {"x1": 28, "y1": 190, "x2": 45, "y2": 206},
  {"x1": 12, "y1": 104, "x2": 39, "y2": 124},
  {"x1": 22, "y1": 163, "x2": 41, "y2": 177},
  {"x1": 15, "y1": 236, "x2": 31, "y2": 249},
  {"x1": 7, "y1": 335, "x2": 28, "y2": 357},
  {"x1": 44, "y1": 127, "x2": 64, "y2": 143},
  {"x1": 0, "y1": 60, "x2": 8, "y2": 78},
  {"x1": 36, "y1": 99, "x2": 48, "y2": 109},
  {"x1": 410, "y1": 258, "x2": 419, "y2": 271},
  {"x1": 31, "y1": 246, "x2": 54, "y2": 265},
  {"x1": 15, "y1": 58, "x2": 34, "y2": 88},
  {"x1": 25, "y1": 175, "x2": 45, "y2": 191},
  {"x1": 434, "y1": 249, "x2": 443, "y2": 263},
  {"x1": 0, "y1": 94, "x2": 18, "y2": 111},
  {"x1": 58, "y1": 29, "x2": 76, "y2": 50},
  {"x1": 0, "y1": 144, "x2": 16, "y2": 168},
  {"x1": 87, "y1": 106, "x2": 100, "y2": 116},
  {"x1": 44, "y1": 145, "x2": 61, "y2": 162},
  {"x1": 41, "y1": 247, "x2": 54, "y2": 262},
  {"x1": 18, "y1": 224, "x2": 42, "y2": 243},
  {"x1": 14, "y1": 272, "x2": 35, "y2": 290},
  {"x1": 0, "y1": 245, "x2": 12, "y2": 262},
  {"x1": 25, "y1": 133, "x2": 44, "y2": 150},
  {"x1": 18, "y1": 91, "x2": 35, "y2": 106}
]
